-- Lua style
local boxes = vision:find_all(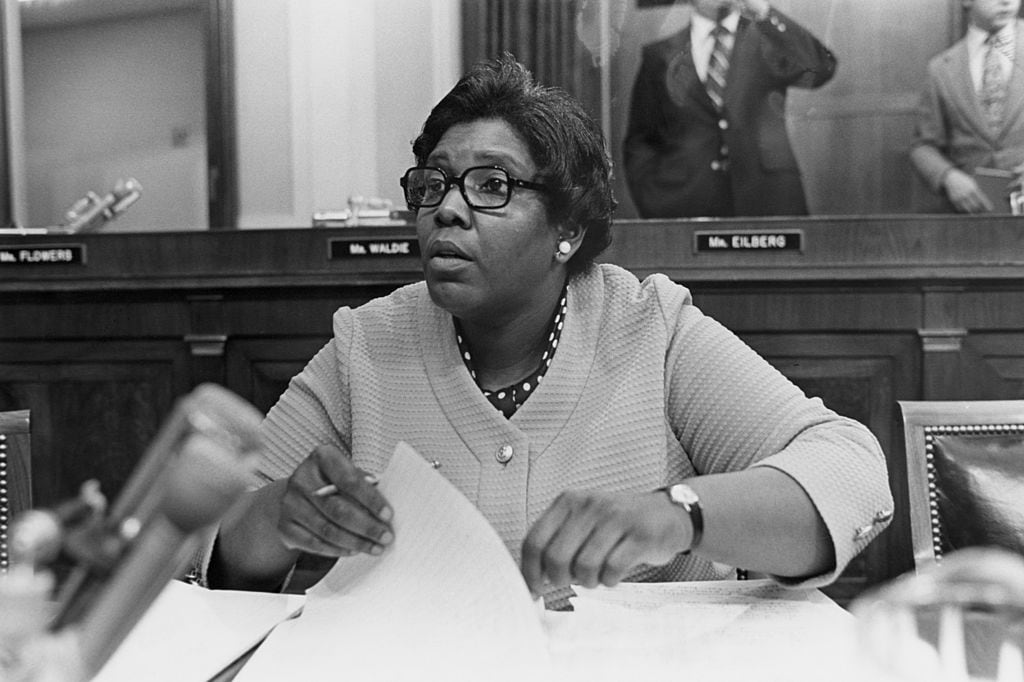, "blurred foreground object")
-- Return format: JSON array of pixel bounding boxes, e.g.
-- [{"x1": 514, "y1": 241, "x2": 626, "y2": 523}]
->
[
  {"x1": 60, "y1": 178, "x2": 142, "y2": 234},
  {"x1": 312, "y1": 195, "x2": 413, "y2": 227},
  {"x1": 0, "y1": 384, "x2": 264, "y2": 681},
  {"x1": 854, "y1": 547, "x2": 1024, "y2": 681}
]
